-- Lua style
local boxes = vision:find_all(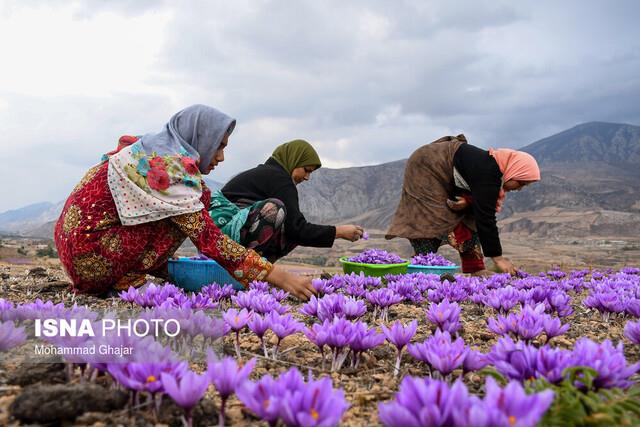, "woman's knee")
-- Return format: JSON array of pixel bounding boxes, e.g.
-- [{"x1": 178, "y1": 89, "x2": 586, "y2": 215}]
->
[
  {"x1": 262, "y1": 199, "x2": 287, "y2": 227},
  {"x1": 264, "y1": 198, "x2": 286, "y2": 212}
]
